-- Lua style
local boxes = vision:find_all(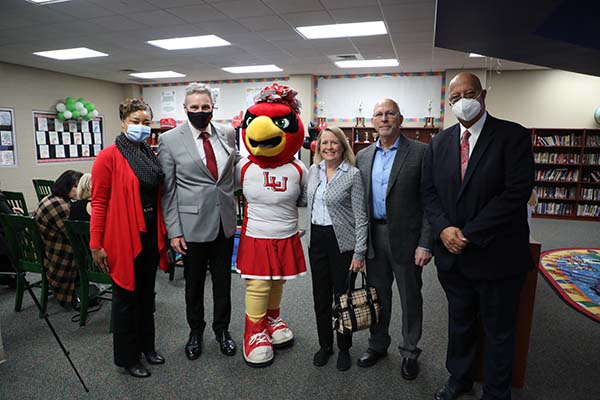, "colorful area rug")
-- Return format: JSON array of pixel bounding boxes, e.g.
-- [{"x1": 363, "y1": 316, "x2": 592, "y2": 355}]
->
[{"x1": 539, "y1": 248, "x2": 600, "y2": 323}]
